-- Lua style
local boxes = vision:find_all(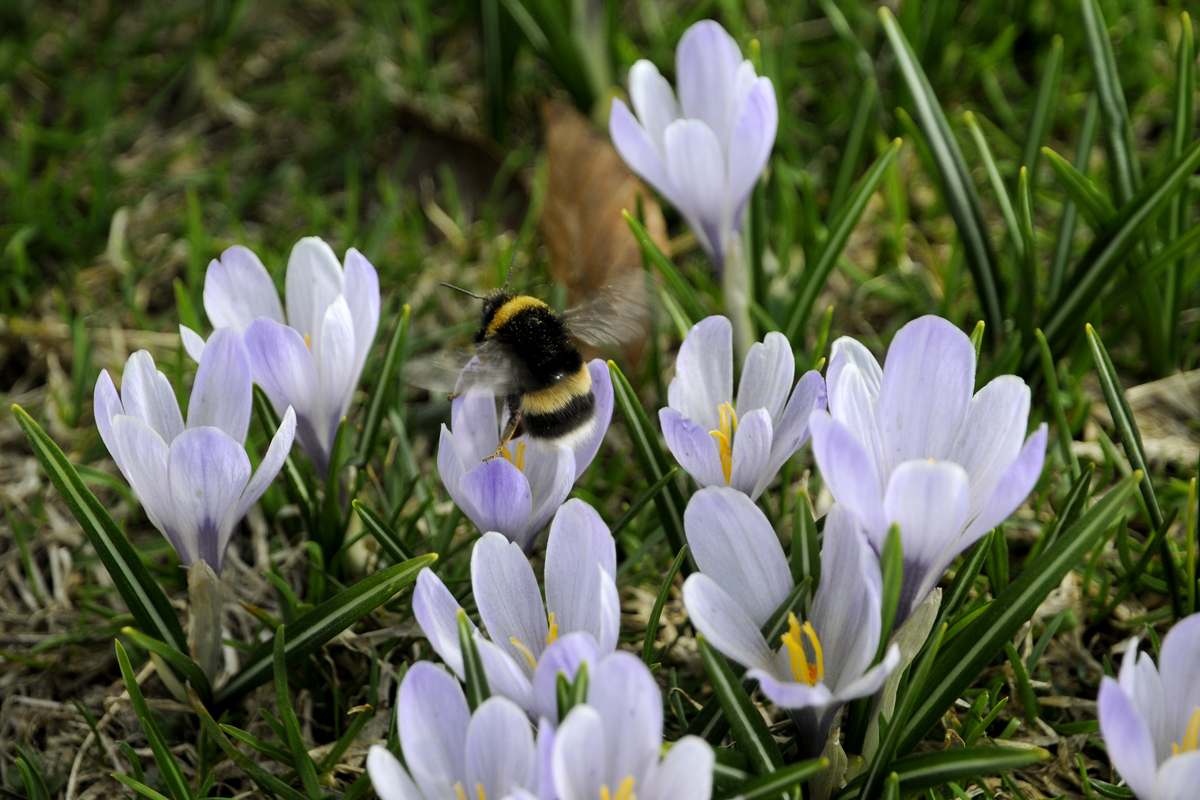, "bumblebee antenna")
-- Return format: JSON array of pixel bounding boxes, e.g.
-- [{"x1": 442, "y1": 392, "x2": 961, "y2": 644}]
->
[
  {"x1": 439, "y1": 282, "x2": 484, "y2": 300},
  {"x1": 501, "y1": 248, "x2": 518, "y2": 291}
]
